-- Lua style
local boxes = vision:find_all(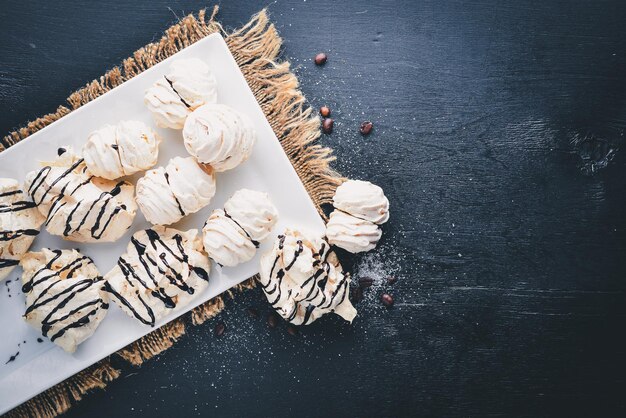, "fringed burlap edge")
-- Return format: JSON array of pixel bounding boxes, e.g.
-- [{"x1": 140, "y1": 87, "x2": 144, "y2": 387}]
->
[{"x1": 4, "y1": 6, "x2": 343, "y2": 418}]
